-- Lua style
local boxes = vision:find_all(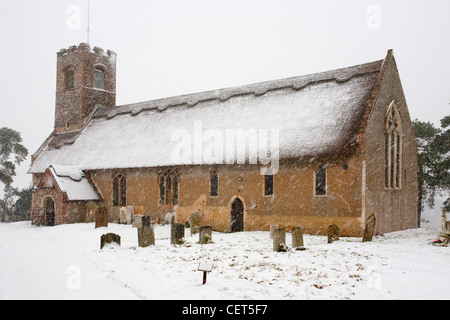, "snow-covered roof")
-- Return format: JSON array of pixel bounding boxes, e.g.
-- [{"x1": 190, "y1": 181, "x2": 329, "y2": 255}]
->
[
  {"x1": 29, "y1": 58, "x2": 384, "y2": 174},
  {"x1": 49, "y1": 165, "x2": 100, "y2": 201}
]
